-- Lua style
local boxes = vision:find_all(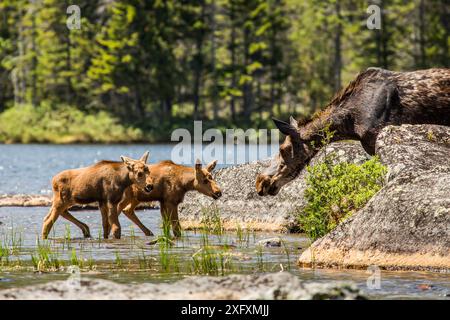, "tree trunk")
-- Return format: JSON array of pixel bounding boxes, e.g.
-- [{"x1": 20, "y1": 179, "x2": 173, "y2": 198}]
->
[
  {"x1": 210, "y1": 0, "x2": 219, "y2": 120},
  {"x1": 229, "y1": 2, "x2": 237, "y2": 121},
  {"x1": 333, "y1": 1, "x2": 342, "y2": 92},
  {"x1": 242, "y1": 26, "x2": 252, "y2": 121},
  {"x1": 418, "y1": 0, "x2": 426, "y2": 68}
]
